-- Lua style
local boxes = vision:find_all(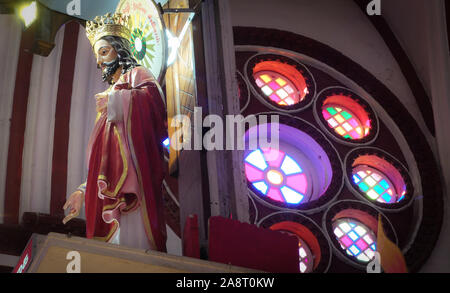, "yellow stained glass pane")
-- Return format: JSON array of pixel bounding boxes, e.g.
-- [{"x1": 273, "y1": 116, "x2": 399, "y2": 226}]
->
[
  {"x1": 260, "y1": 74, "x2": 271, "y2": 83},
  {"x1": 335, "y1": 126, "x2": 346, "y2": 136},
  {"x1": 335, "y1": 114, "x2": 345, "y2": 124},
  {"x1": 275, "y1": 78, "x2": 287, "y2": 87}
]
